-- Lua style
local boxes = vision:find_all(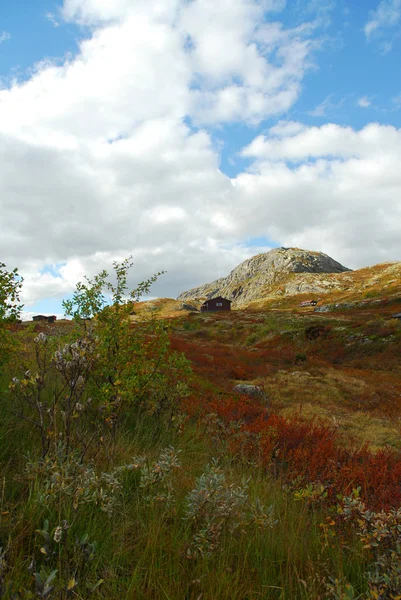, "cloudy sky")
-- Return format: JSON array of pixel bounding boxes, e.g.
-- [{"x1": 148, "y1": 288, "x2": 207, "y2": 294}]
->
[{"x1": 1, "y1": 0, "x2": 400, "y2": 317}]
